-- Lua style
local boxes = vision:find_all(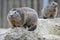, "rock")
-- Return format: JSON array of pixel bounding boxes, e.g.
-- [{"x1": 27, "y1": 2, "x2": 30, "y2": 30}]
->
[
  {"x1": 0, "y1": 18, "x2": 60, "y2": 40},
  {"x1": 0, "y1": 28, "x2": 11, "y2": 40},
  {"x1": 34, "y1": 18, "x2": 60, "y2": 40},
  {"x1": 4, "y1": 27, "x2": 38, "y2": 40},
  {"x1": 37, "y1": 18, "x2": 60, "y2": 35}
]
